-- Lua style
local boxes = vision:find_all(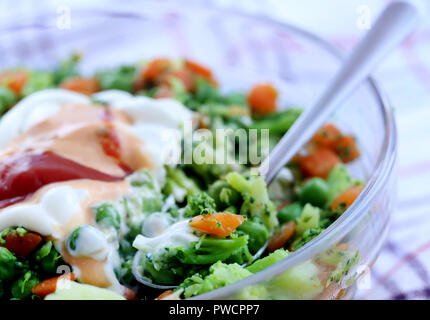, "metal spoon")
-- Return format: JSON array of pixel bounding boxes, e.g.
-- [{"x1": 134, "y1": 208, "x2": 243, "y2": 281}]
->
[{"x1": 260, "y1": 1, "x2": 418, "y2": 184}]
